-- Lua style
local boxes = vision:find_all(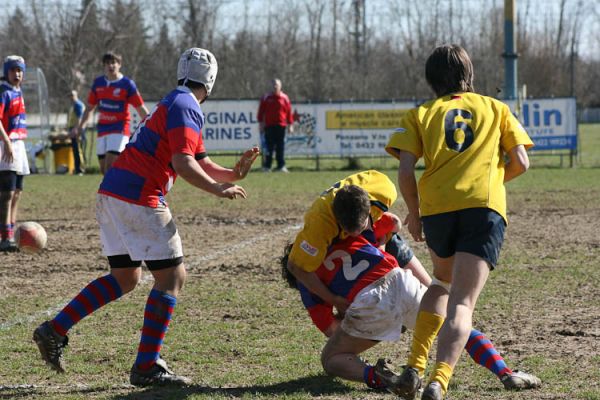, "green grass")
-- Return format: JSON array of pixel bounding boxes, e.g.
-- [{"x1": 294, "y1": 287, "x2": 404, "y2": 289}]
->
[{"x1": 1, "y1": 125, "x2": 599, "y2": 399}]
